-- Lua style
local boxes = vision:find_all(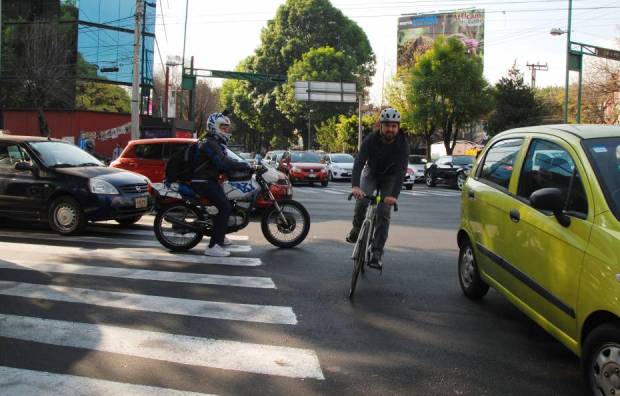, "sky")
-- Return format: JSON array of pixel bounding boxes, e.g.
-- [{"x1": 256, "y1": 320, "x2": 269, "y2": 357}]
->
[{"x1": 153, "y1": 0, "x2": 620, "y2": 105}]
